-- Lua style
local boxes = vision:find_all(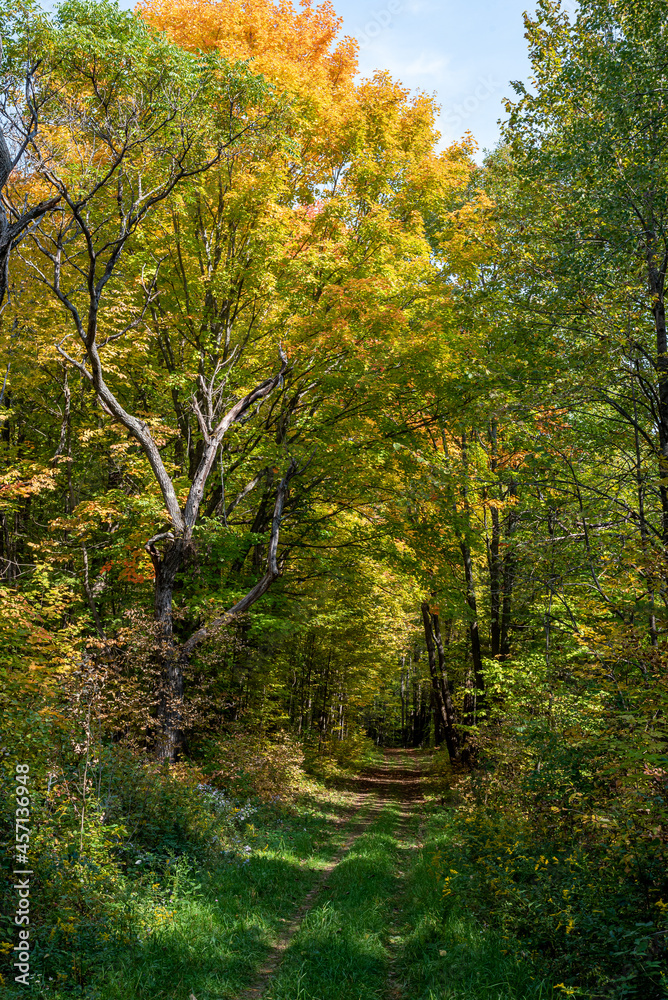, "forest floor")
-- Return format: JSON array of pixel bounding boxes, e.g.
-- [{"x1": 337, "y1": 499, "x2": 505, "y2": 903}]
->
[
  {"x1": 242, "y1": 748, "x2": 427, "y2": 1000},
  {"x1": 245, "y1": 750, "x2": 552, "y2": 1000},
  {"x1": 113, "y1": 751, "x2": 551, "y2": 1000},
  {"x1": 24, "y1": 751, "x2": 558, "y2": 1000}
]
